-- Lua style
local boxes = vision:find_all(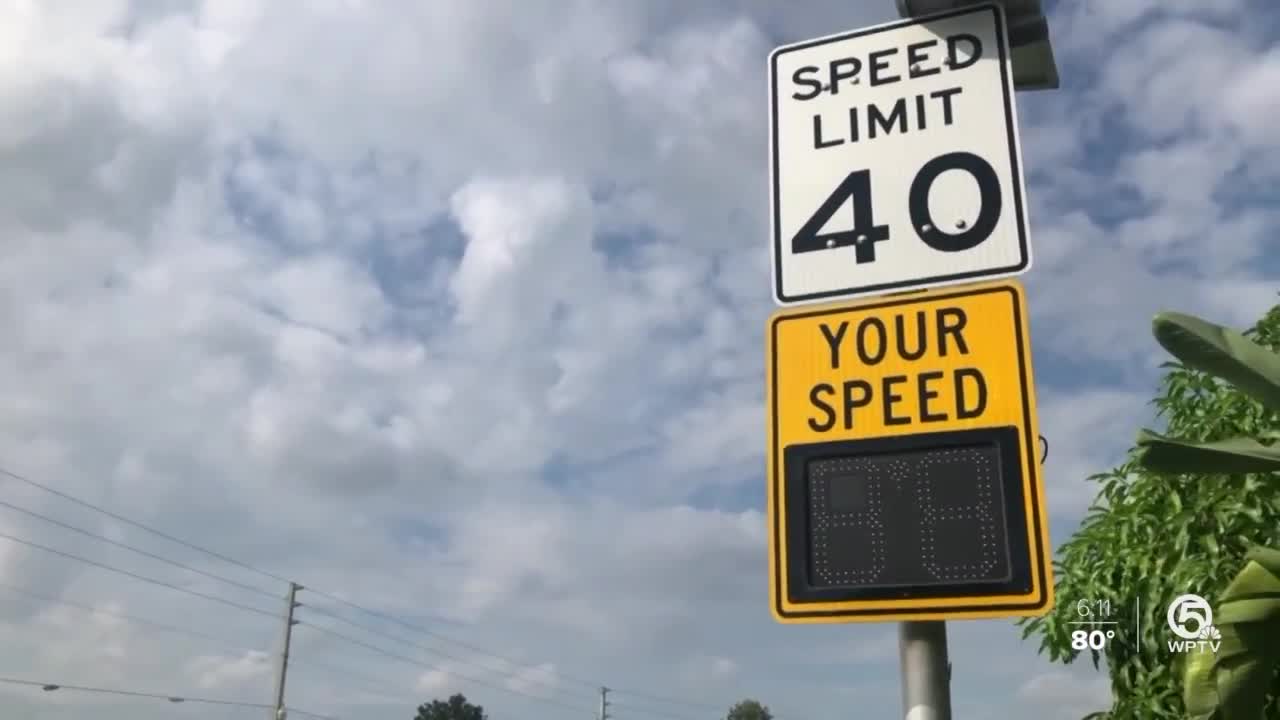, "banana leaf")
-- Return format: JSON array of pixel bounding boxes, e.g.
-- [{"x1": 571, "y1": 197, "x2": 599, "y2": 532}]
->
[
  {"x1": 1152, "y1": 312, "x2": 1280, "y2": 414},
  {"x1": 1182, "y1": 547, "x2": 1280, "y2": 720},
  {"x1": 1134, "y1": 429, "x2": 1280, "y2": 475}
]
